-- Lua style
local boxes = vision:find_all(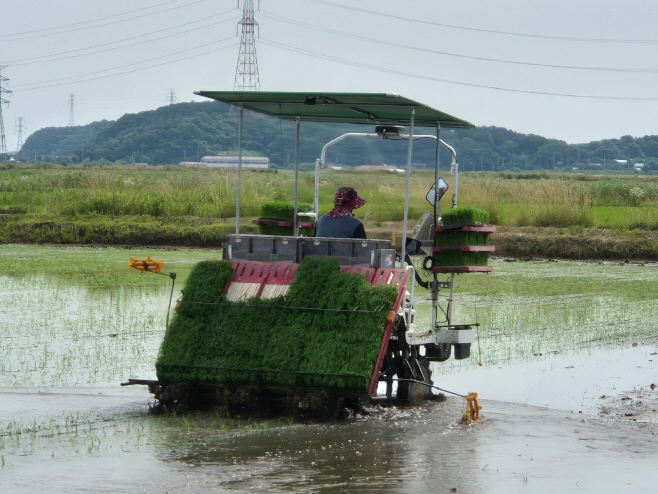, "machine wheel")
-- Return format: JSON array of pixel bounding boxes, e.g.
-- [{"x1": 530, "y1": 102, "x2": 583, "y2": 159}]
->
[
  {"x1": 379, "y1": 316, "x2": 433, "y2": 404},
  {"x1": 397, "y1": 353, "x2": 433, "y2": 404}
]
